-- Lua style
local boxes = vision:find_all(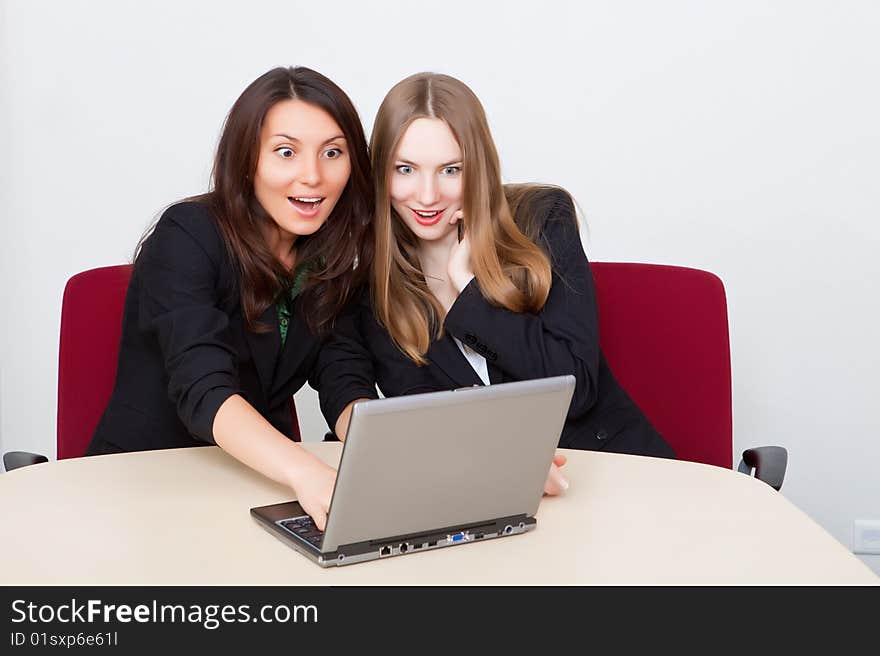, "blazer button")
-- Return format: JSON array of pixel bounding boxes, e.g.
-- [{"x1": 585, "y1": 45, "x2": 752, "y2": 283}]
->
[
  {"x1": 465, "y1": 333, "x2": 477, "y2": 345},
  {"x1": 596, "y1": 429, "x2": 608, "y2": 441}
]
